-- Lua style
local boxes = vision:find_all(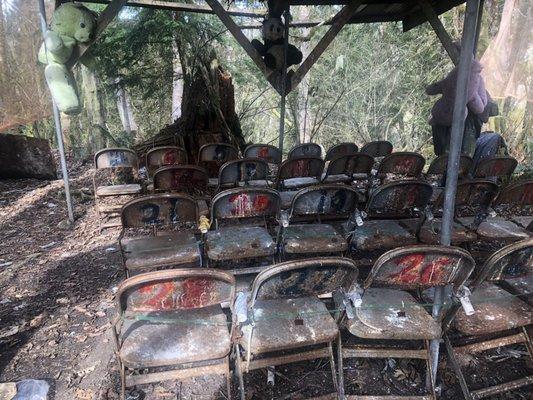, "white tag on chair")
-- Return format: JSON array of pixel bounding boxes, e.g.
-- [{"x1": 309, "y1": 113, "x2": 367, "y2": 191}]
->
[
  {"x1": 456, "y1": 287, "x2": 475, "y2": 316},
  {"x1": 235, "y1": 292, "x2": 249, "y2": 323},
  {"x1": 279, "y1": 210, "x2": 289, "y2": 228}
]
